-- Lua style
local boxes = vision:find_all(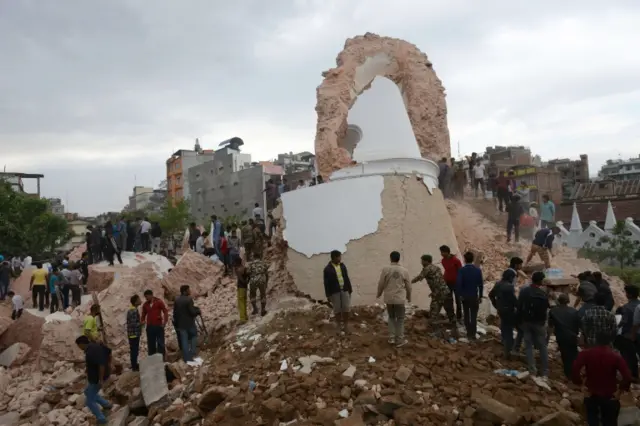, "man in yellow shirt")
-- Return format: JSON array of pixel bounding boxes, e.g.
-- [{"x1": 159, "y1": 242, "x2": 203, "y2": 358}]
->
[
  {"x1": 83, "y1": 304, "x2": 102, "y2": 342},
  {"x1": 29, "y1": 263, "x2": 49, "y2": 312}
]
